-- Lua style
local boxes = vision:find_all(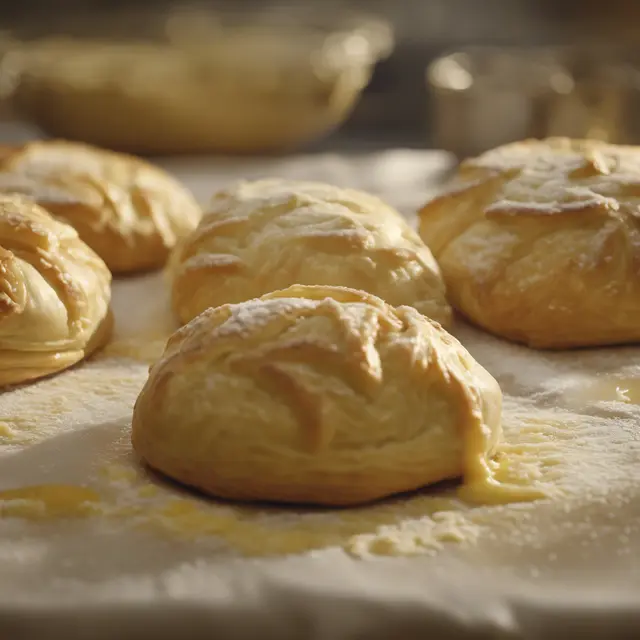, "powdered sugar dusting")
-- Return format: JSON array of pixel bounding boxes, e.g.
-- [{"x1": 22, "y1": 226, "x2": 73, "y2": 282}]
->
[
  {"x1": 181, "y1": 251, "x2": 243, "y2": 272},
  {"x1": 212, "y1": 297, "x2": 317, "y2": 340},
  {"x1": 461, "y1": 138, "x2": 640, "y2": 218},
  {"x1": 455, "y1": 228, "x2": 519, "y2": 279},
  {"x1": 200, "y1": 179, "x2": 430, "y2": 254}
]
